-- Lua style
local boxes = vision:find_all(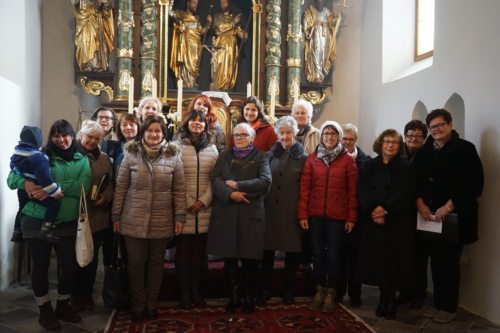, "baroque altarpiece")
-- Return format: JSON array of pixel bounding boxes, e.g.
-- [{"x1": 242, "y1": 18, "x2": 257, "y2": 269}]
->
[{"x1": 76, "y1": 0, "x2": 347, "y2": 133}]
